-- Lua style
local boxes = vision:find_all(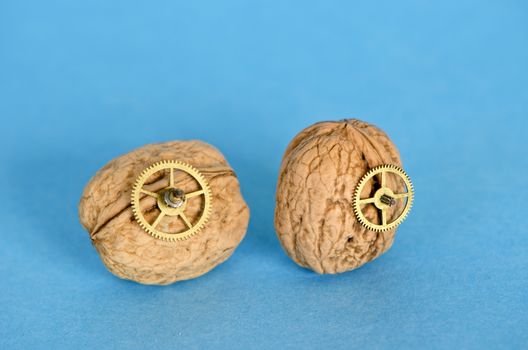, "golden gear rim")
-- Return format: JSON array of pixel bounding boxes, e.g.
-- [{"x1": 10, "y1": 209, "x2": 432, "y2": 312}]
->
[
  {"x1": 131, "y1": 160, "x2": 212, "y2": 241},
  {"x1": 353, "y1": 164, "x2": 414, "y2": 232}
]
